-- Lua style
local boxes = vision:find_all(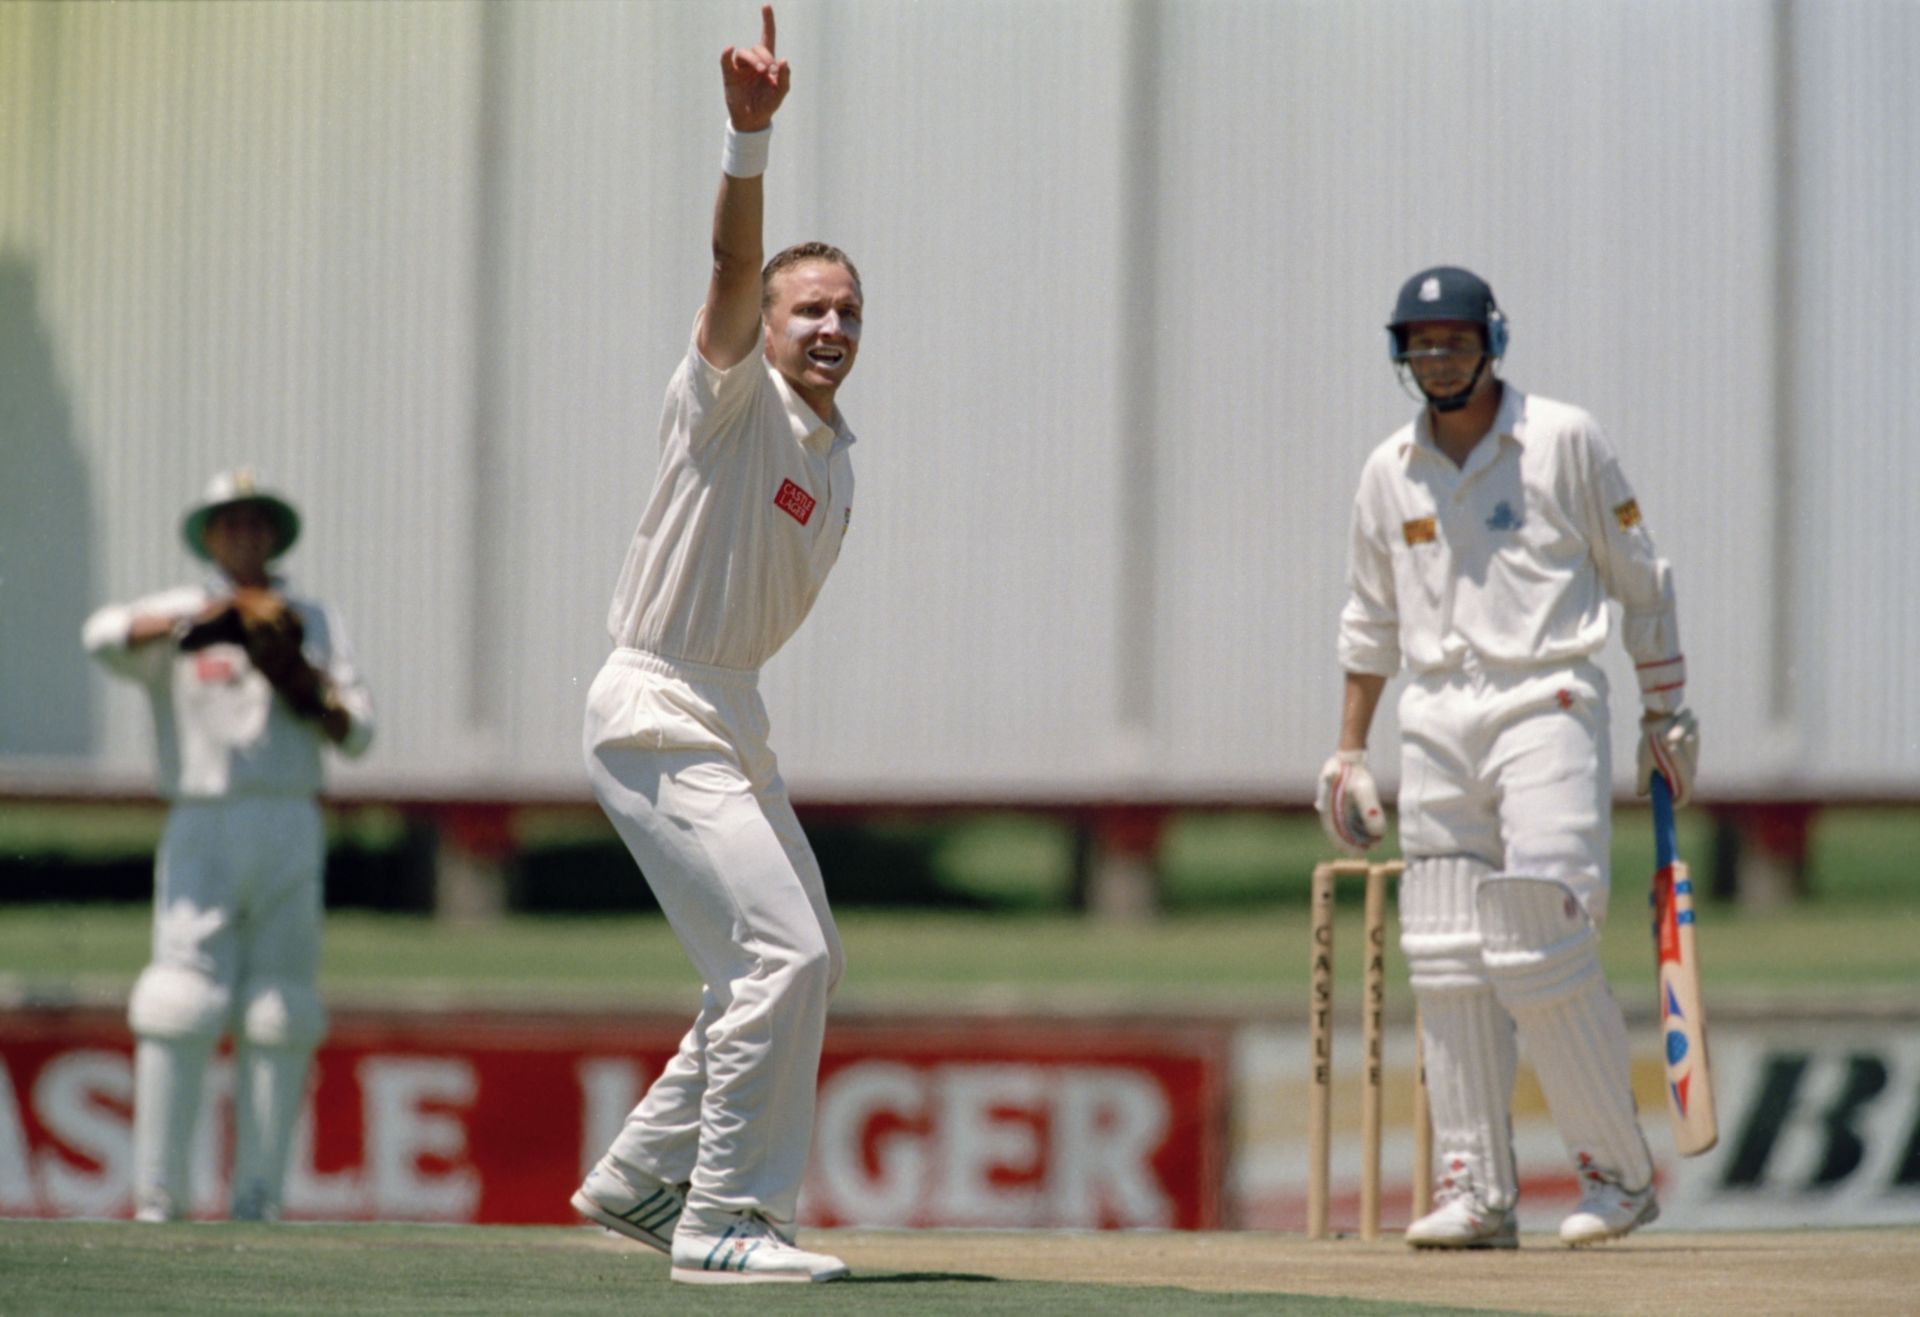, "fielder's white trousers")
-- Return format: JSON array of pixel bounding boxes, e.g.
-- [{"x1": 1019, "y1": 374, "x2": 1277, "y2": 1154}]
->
[
  {"x1": 583, "y1": 649, "x2": 844, "y2": 1230},
  {"x1": 129, "y1": 796, "x2": 327, "y2": 1220}
]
